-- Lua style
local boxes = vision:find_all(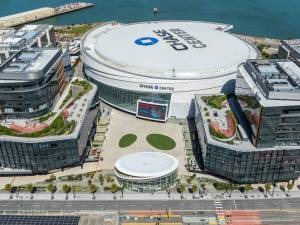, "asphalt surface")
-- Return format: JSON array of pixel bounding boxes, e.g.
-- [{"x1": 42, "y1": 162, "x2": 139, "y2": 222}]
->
[{"x1": 1, "y1": 198, "x2": 300, "y2": 212}]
